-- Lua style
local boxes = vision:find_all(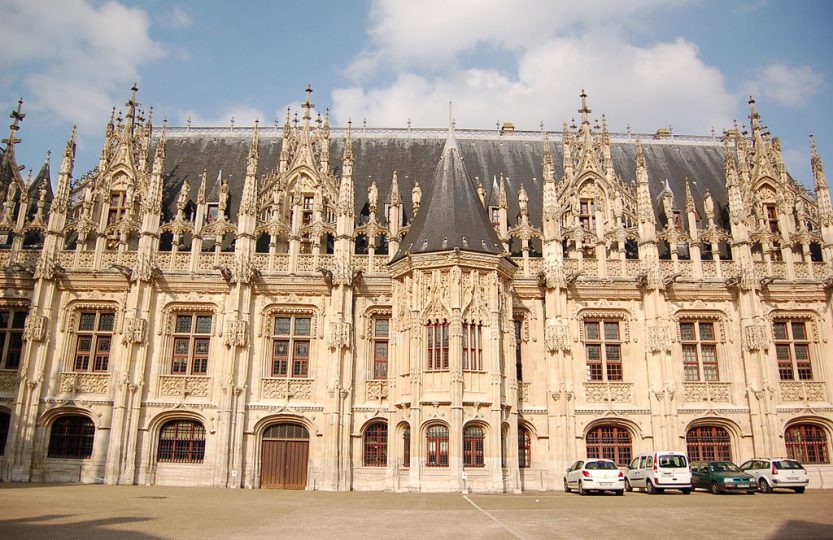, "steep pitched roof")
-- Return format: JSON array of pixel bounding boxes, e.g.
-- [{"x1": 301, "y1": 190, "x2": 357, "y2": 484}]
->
[{"x1": 393, "y1": 126, "x2": 504, "y2": 260}]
